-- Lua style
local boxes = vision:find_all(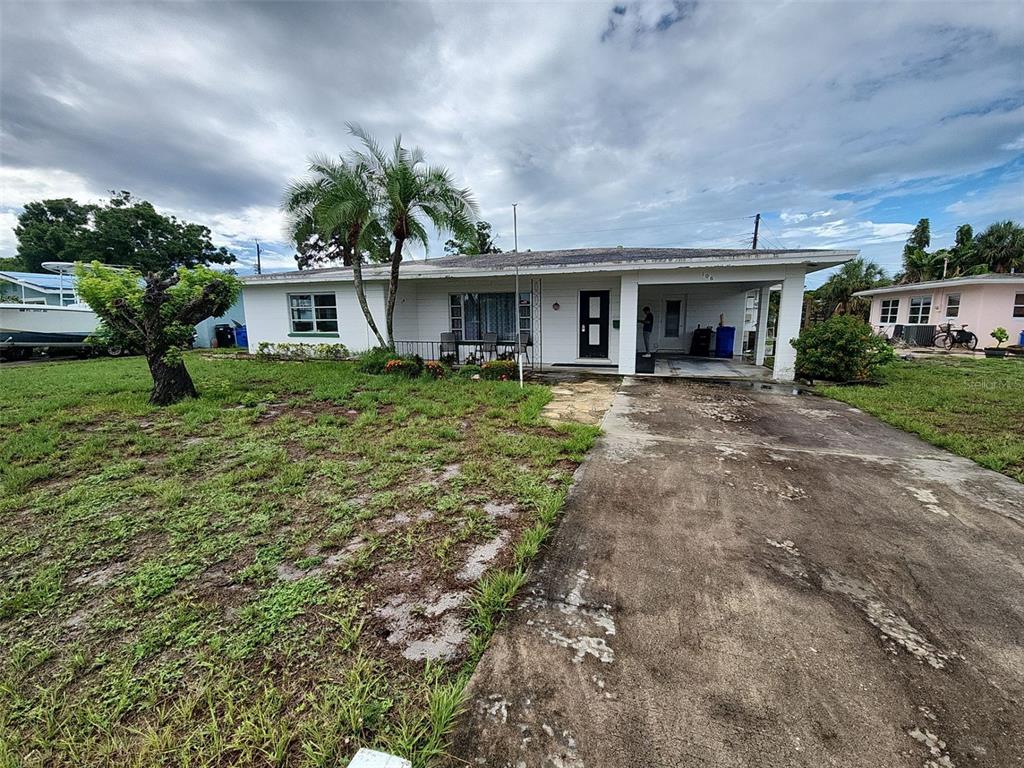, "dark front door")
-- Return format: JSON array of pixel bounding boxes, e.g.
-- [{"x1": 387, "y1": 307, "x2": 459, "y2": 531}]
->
[{"x1": 579, "y1": 290, "x2": 610, "y2": 358}]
